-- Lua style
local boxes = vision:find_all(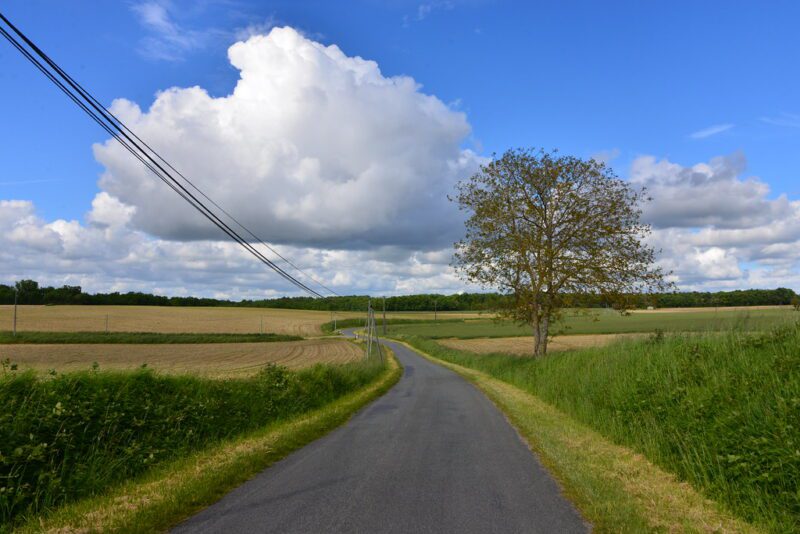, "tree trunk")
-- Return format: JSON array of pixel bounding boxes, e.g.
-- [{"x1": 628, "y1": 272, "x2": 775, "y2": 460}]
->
[
  {"x1": 540, "y1": 314, "x2": 549, "y2": 355},
  {"x1": 531, "y1": 315, "x2": 550, "y2": 357},
  {"x1": 532, "y1": 319, "x2": 543, "y2": 357}
]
